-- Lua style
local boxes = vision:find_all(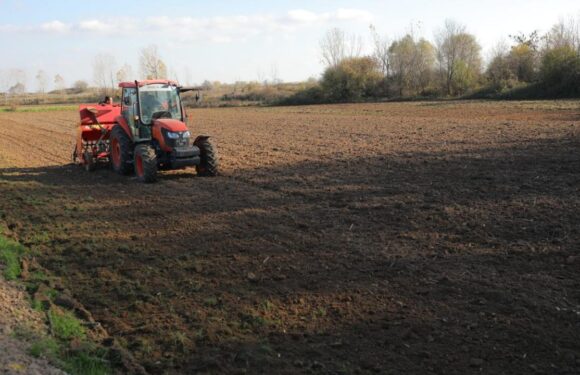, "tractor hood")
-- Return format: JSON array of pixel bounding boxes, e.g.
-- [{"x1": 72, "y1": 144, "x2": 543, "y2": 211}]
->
[
  {"x1": 152, "y1": 119, "x2": 192, "y2": 152},
  {"x1": 153, "y1": 119, "x2": 189, "y2": 132}
]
